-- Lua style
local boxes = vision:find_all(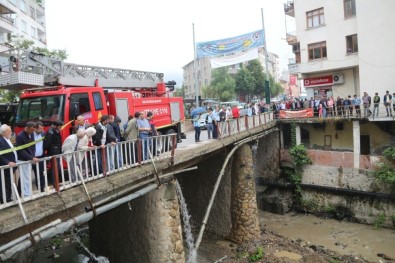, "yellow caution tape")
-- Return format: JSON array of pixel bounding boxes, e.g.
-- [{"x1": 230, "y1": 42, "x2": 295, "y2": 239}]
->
[{"x1": 0, "y1": 136, "x2": 45, "y2": 156}]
